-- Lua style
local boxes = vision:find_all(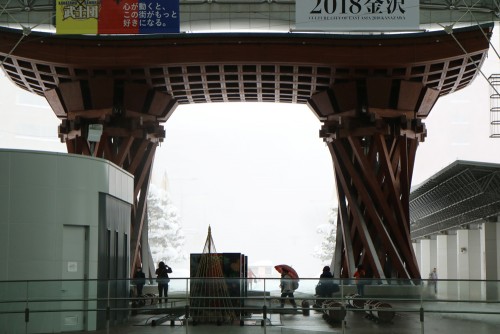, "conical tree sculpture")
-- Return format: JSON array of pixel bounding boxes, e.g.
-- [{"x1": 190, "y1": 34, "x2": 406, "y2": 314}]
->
[{"x1": 190, "y1": 226, "x2": 235, "y2": 324}]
